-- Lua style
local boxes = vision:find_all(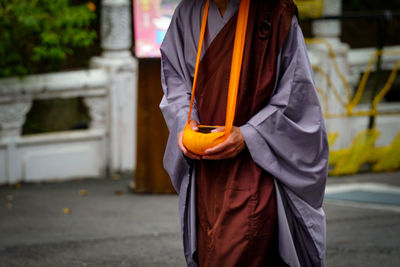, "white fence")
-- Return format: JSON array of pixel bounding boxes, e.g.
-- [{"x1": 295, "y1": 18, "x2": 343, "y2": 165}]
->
[
  {"x1": 0, "y1": 63, "x2": 138, "y2": 185},
  {"x1": 0, "y1": 70, "x2": 108, "y2": 184},
  {"x1": 0, "y1": 0, "x2": 138, "y2": 185}
]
